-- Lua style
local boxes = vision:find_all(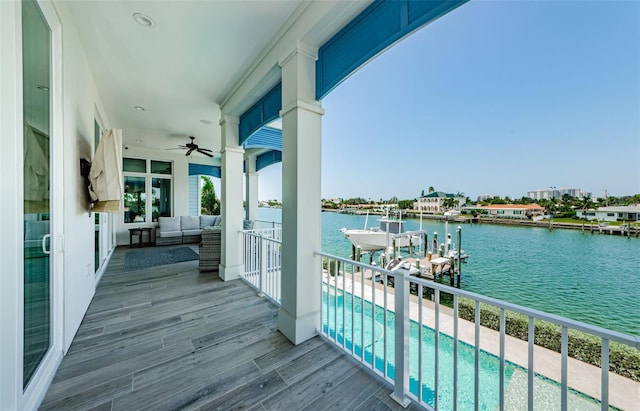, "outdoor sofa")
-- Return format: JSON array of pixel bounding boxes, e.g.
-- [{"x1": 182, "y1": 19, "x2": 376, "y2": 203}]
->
[{"x1": 156, "y1": 215, "x2": 221, "y2": 246}]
